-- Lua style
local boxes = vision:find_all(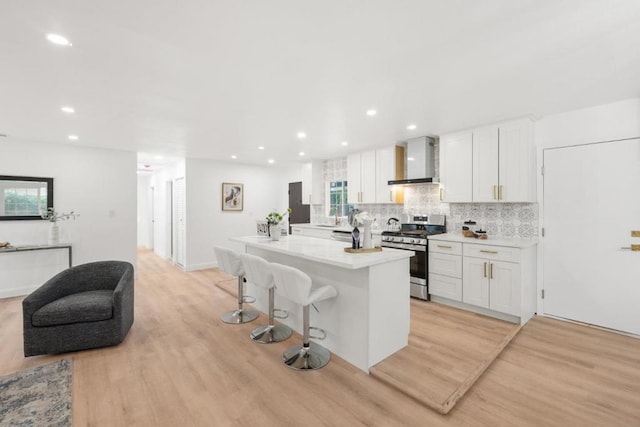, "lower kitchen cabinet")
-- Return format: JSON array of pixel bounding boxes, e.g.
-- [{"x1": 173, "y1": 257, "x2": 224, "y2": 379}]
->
[{"x1": 428, "y1": 238, "x2": 537, "y2": 324}]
